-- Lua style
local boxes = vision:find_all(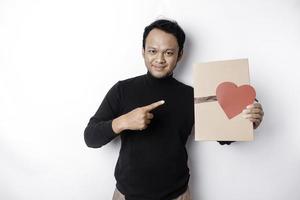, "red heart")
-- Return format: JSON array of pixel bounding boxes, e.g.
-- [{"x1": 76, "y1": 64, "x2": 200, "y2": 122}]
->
[{"x1": 216, "y1": 82, "x2": 256, "y2": 119}]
